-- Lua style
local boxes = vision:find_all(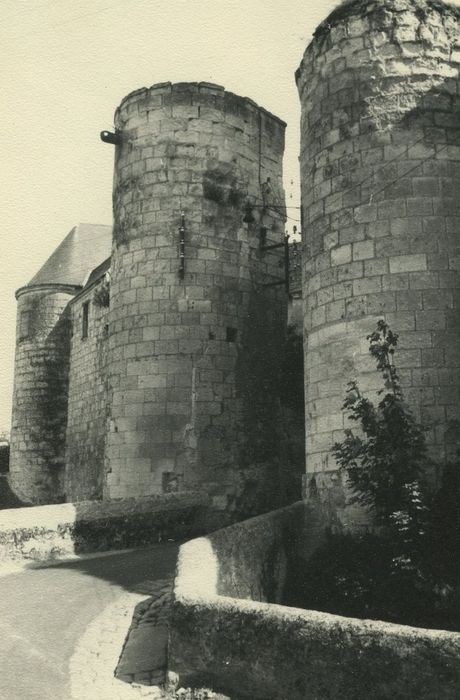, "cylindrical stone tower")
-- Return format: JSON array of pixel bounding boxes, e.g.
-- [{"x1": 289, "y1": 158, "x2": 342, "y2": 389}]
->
[
  {"x1": 105, "y1": 82, "x2": 287, "y2": 513},
  {"x1": 9, "y1": 285, "x2": 75, "y2": 503},
  {"x1": 297, "y1": 0, "x2": 460, "y2": 499}
]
